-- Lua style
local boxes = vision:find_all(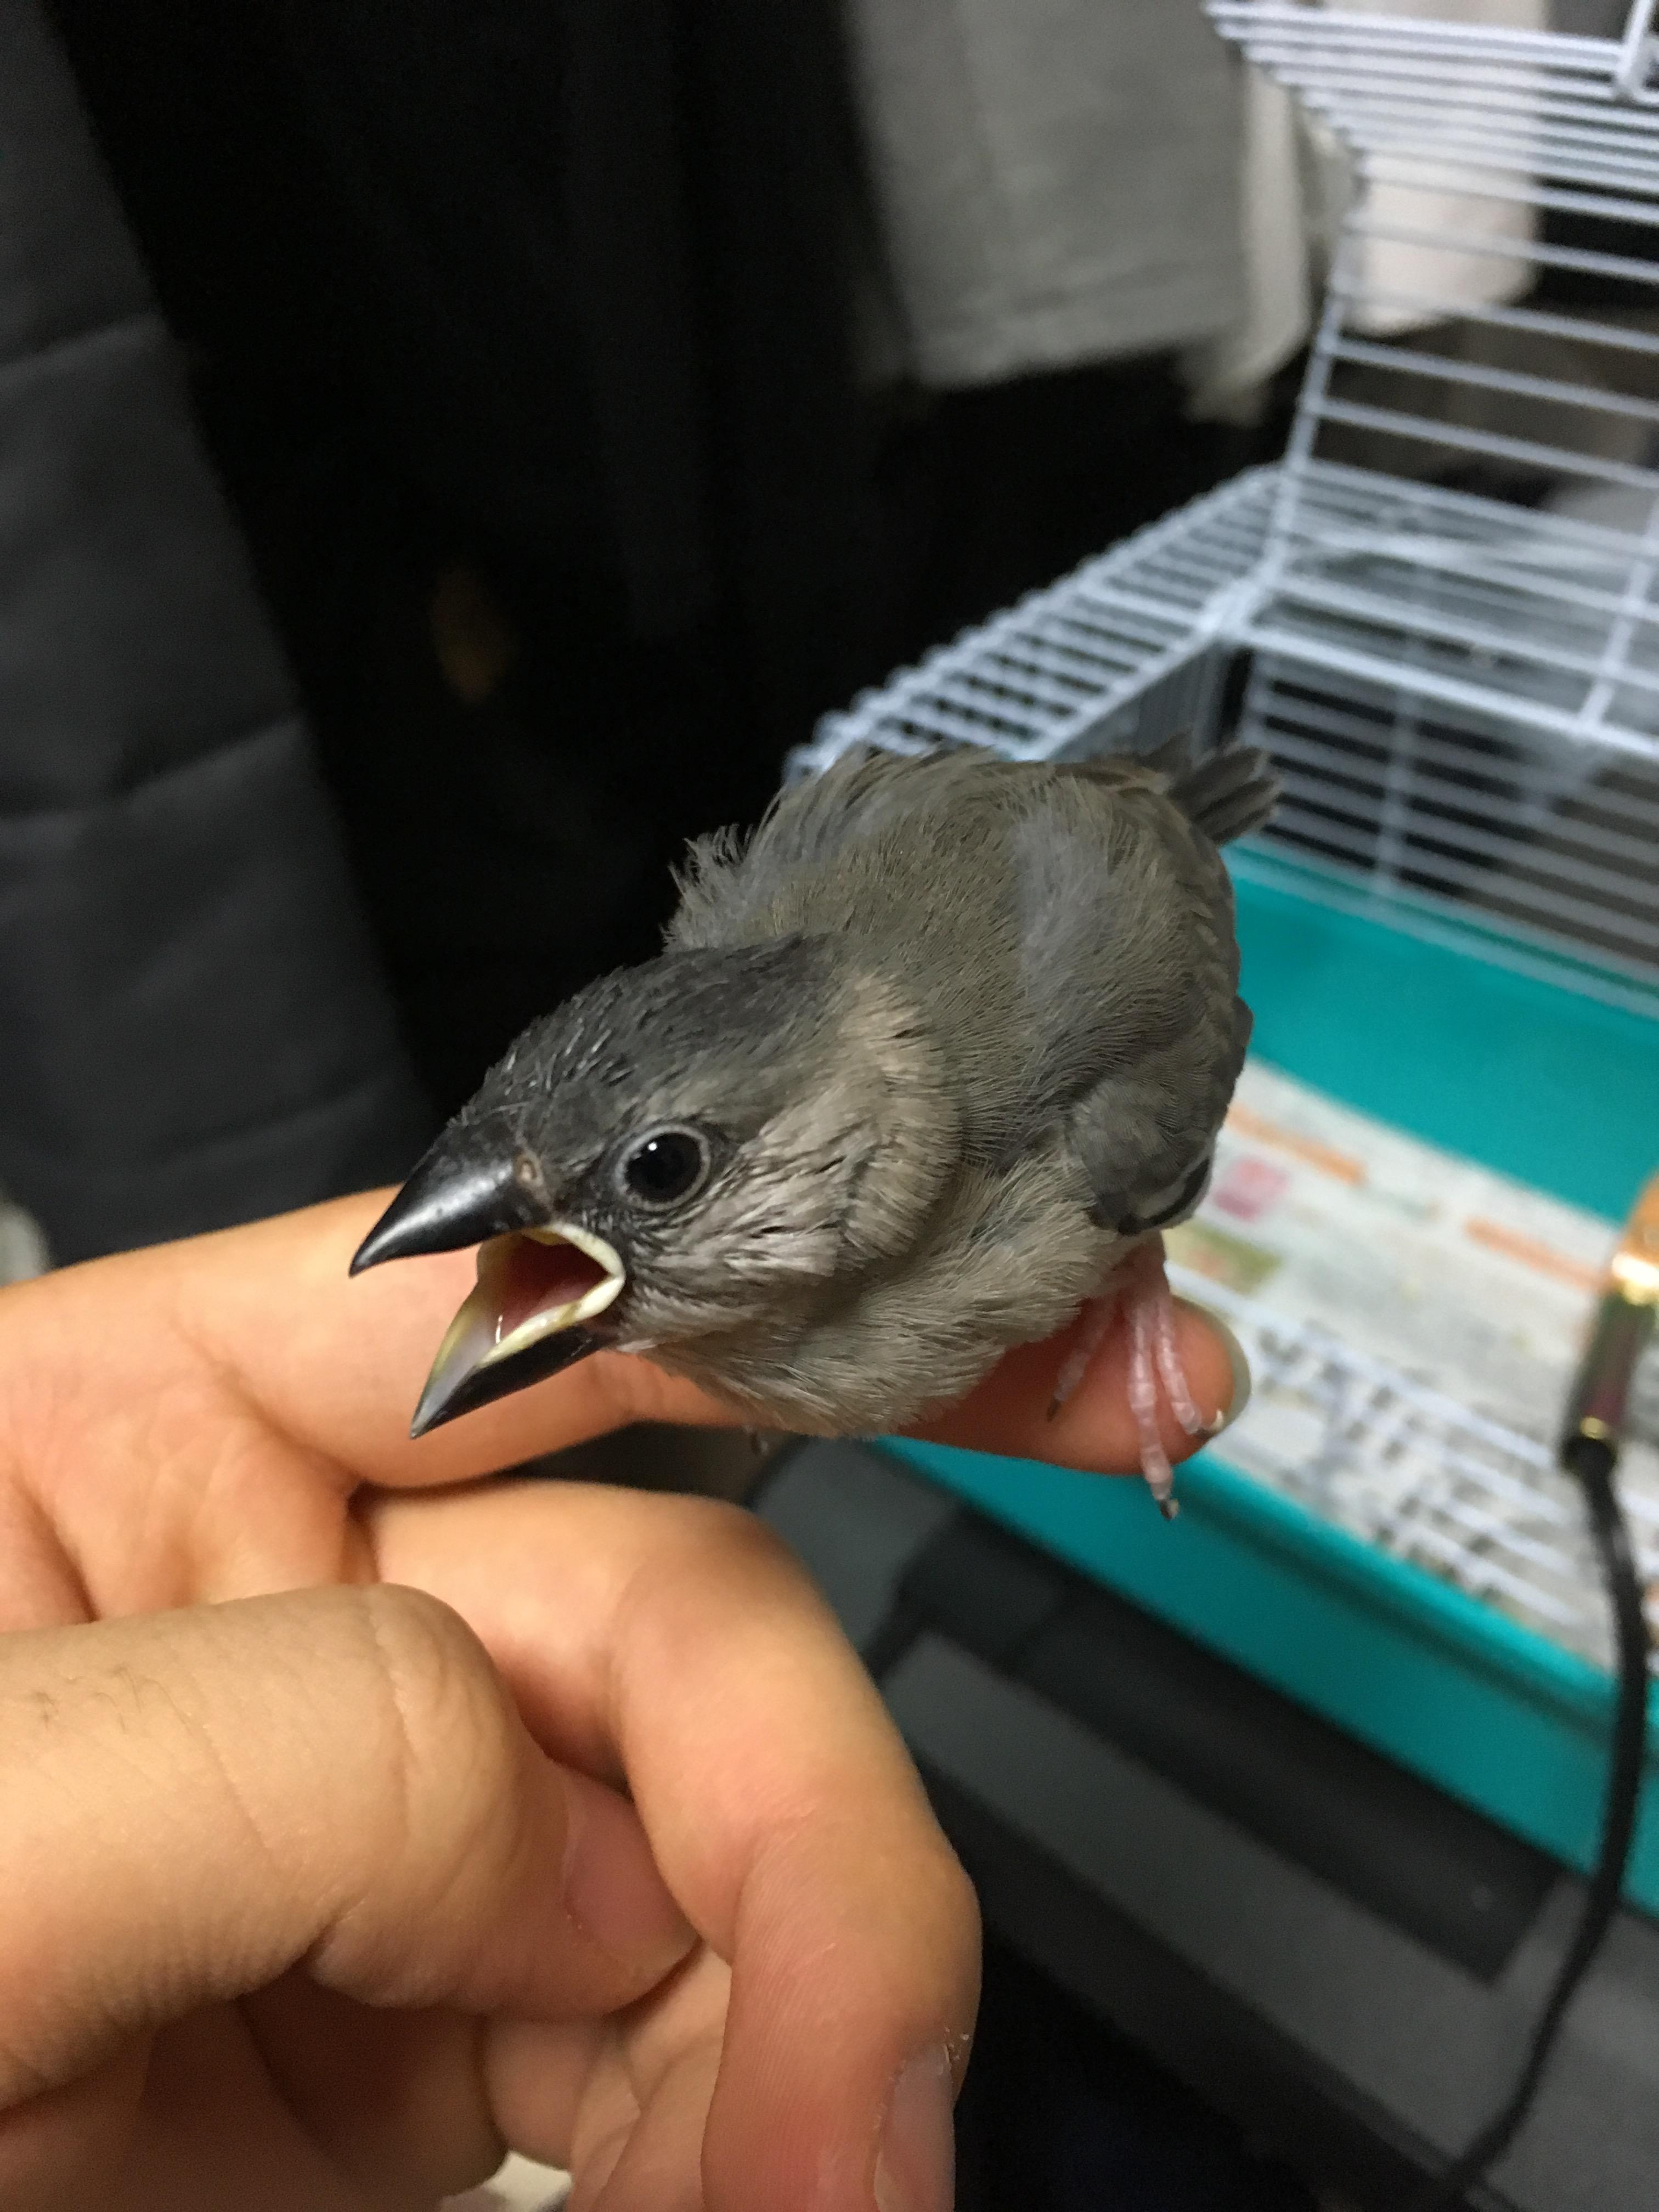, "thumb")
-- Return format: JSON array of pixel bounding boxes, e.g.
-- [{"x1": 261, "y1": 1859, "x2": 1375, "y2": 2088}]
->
[{"x1": 0, "y1": 1586, "x2": 693, "y2": 2109}]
